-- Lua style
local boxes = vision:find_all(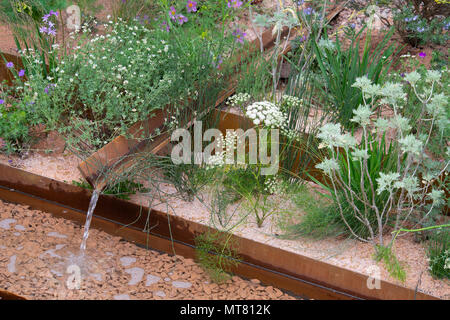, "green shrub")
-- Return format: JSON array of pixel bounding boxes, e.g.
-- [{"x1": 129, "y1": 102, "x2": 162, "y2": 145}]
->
[
  {"x1": 311, "y1": 25, "x2": 399, "y2": 129},
  {"x1": 387, "y1": 0, "x2": 450, "y2": 47},
  {"x1": 195, "y1": 230, "x2": 239, "y2": 283}
]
